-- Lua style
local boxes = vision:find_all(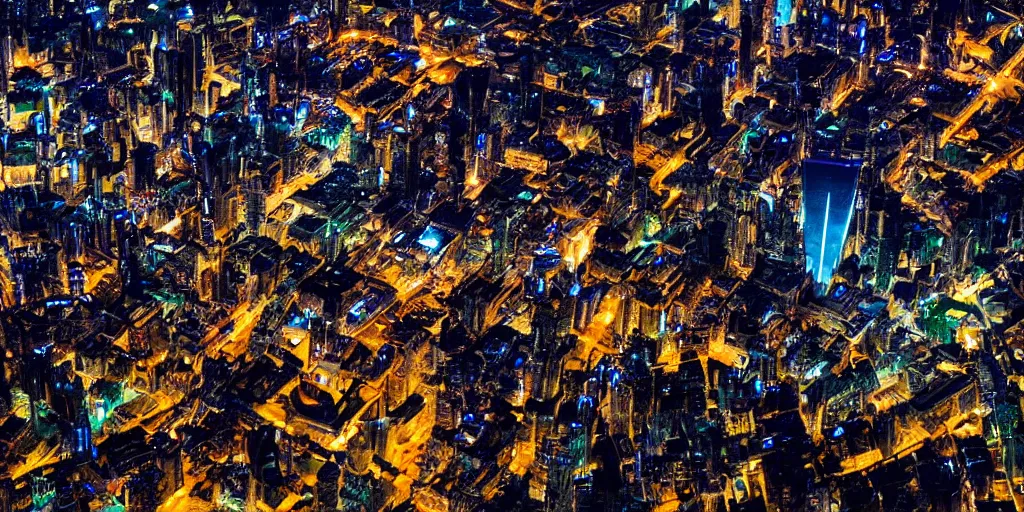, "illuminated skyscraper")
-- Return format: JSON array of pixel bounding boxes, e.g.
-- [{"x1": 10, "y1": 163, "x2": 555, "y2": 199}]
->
[
  {"x1": 244, "y1": 166, "x2": 266, "y2": 237},
  {"x1": 867, "y1": 189, "x2": 902, "y2": 293},
  {"x1": 801, "y1": 158, "x2": 860, "y2": 293},
  {"x1": 639, "y1": 0, "x2": 669, "y2": 40}
]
